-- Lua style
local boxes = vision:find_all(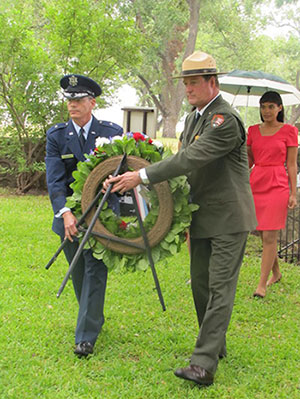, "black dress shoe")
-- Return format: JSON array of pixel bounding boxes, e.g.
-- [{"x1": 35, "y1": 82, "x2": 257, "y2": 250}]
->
[
  {"x1": 219, "y1": 348, "x2": 227, "y2": 359},
  {"x1": 74, "y1": 341, "x2": 94, "y2": 357},
  {"x1": 174, "y1": 365, "x2": 214, "y2": 386}
]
